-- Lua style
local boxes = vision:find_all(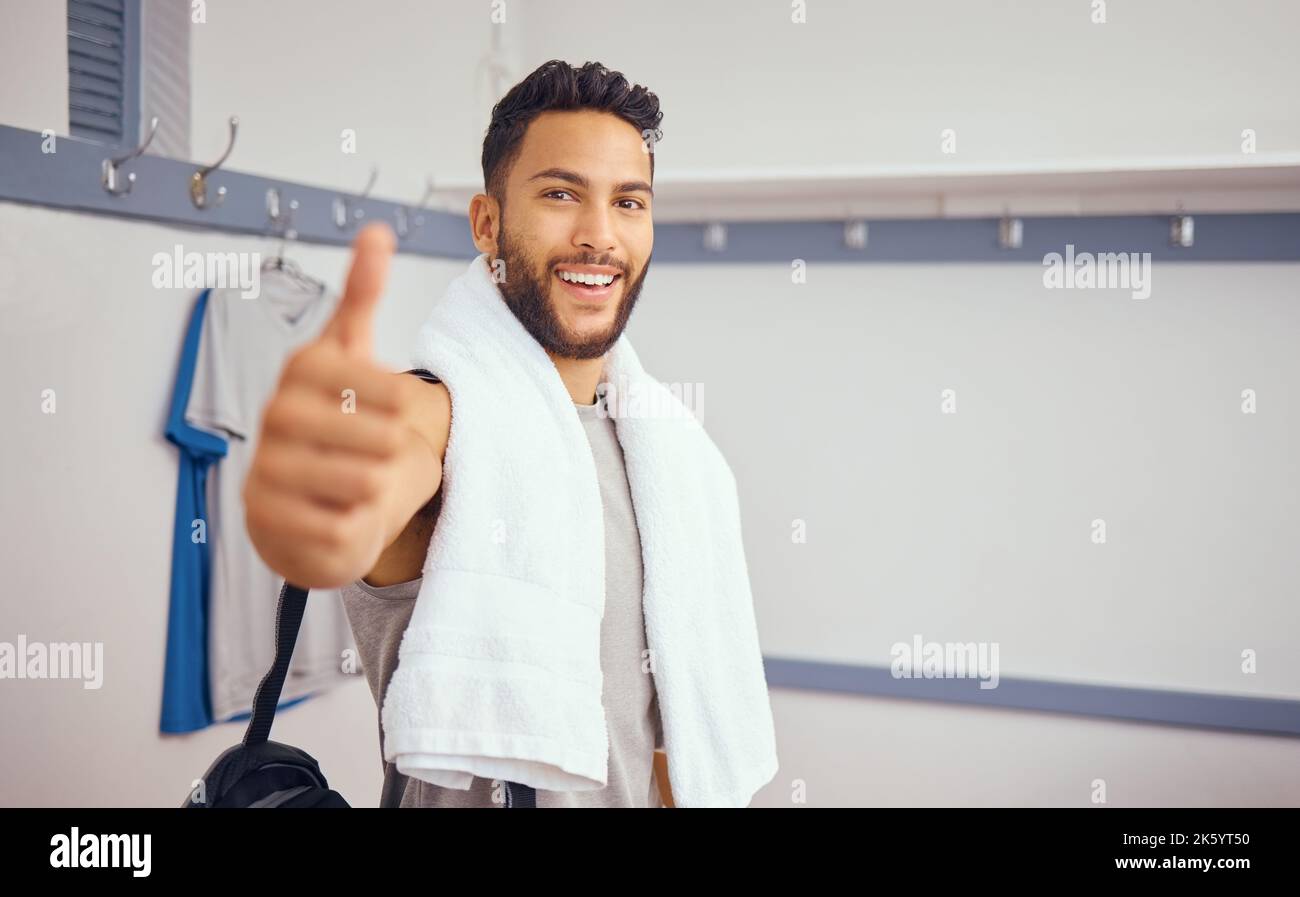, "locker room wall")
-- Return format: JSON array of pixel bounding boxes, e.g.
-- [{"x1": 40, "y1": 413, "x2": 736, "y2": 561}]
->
[{"x1": 0, "y1": 0, "x2": 1297, "y2": 807}]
